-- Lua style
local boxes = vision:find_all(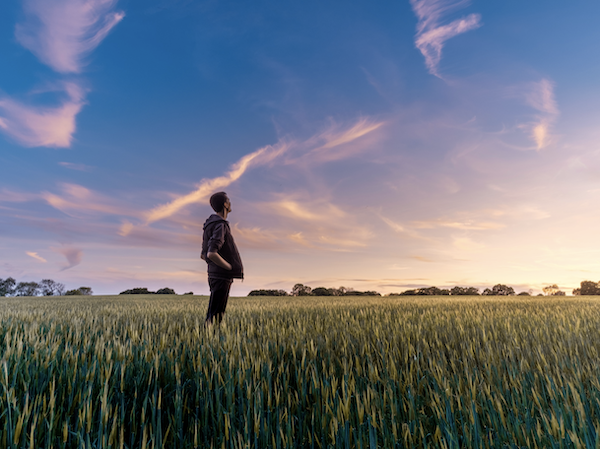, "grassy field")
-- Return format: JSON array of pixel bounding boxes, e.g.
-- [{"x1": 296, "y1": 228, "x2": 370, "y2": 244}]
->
[{"x1": 1, "y1": 294, "x2": 600, "y2": 448}]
